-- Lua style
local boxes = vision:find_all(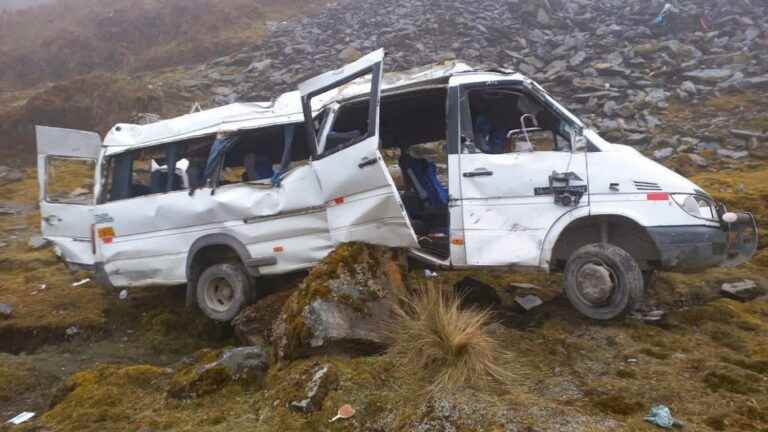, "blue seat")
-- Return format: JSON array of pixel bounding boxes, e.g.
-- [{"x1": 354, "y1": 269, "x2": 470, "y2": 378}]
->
[{"x1": 402, "y1": 155, "x2": 448, "y2": 209}]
